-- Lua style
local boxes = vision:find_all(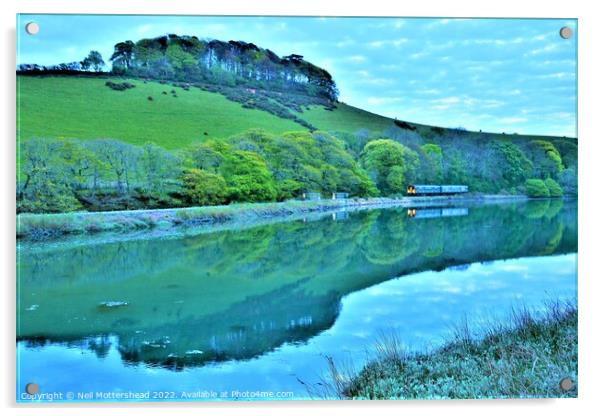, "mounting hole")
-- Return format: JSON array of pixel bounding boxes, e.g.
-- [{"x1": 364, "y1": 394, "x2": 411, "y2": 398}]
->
[
  {"x1": 25, "y1": 383, "x2": 39, "y2": 395},
  {"x1": 25, "y1": 22, "x2": 39, "y2": 35},
  {"x1": 559, "y1": 377, "x2": 574, "y2": 391},
  {"x1": 559, "y1": 26, "x2": 572, "y2": 39}
]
